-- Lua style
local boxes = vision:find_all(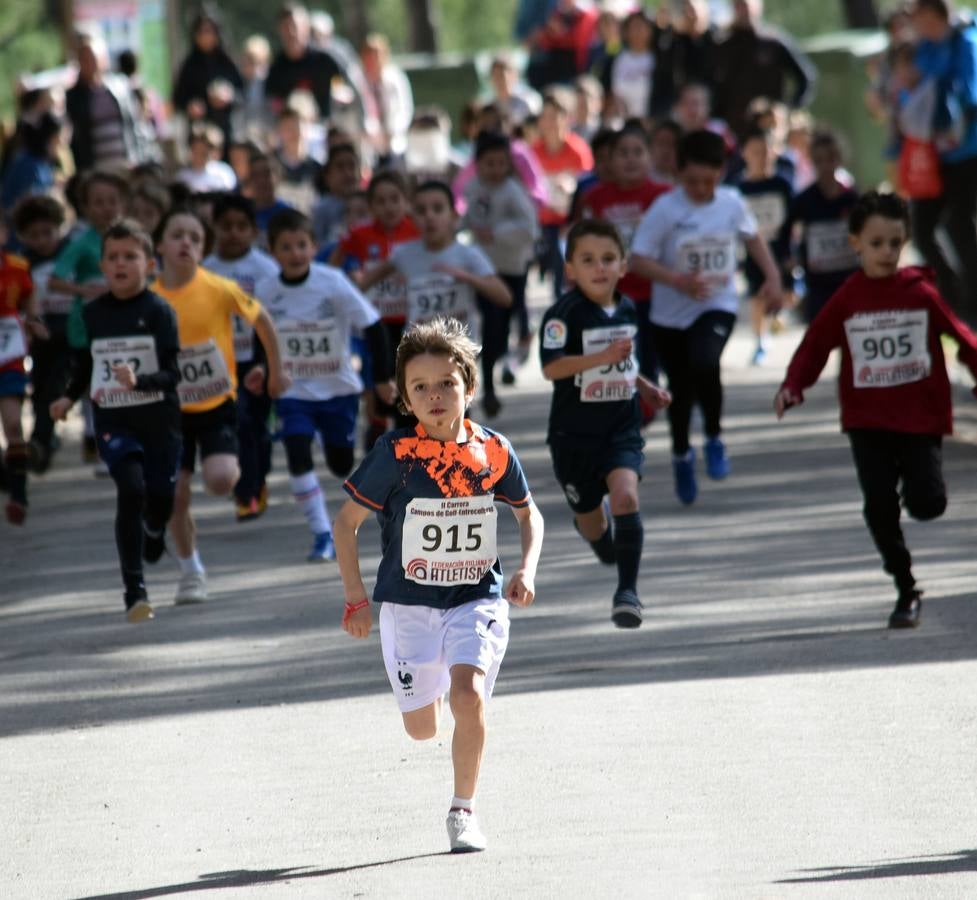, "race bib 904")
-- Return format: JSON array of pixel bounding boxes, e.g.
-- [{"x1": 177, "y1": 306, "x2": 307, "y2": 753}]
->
[
  {"x1": 844, "y1": 310, "x2": 931, "y2": 388},
  {"x1": 402, "y1": 495, "x2": 498, "y2": 586},
  {"x1": 177, "y1": 340, "x2": 232, "y2": 407},
  {"x1": 90, "y1": 336, "x2": 163, "y2": 407}
]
